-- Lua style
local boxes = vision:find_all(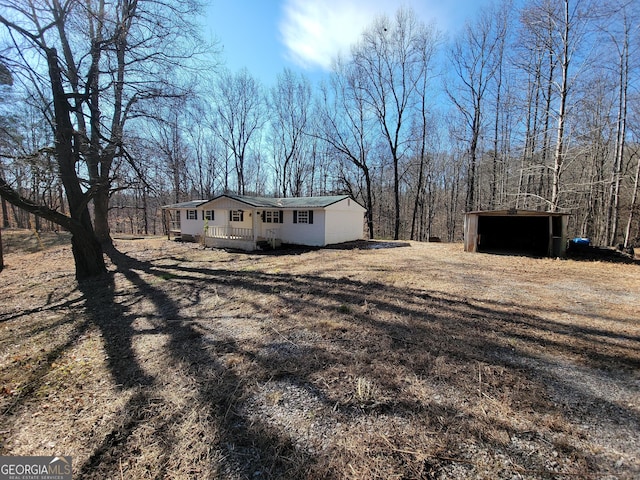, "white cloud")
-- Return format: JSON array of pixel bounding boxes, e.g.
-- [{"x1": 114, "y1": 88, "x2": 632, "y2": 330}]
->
[
  {"x1": 279, "y1": 0, "x2": 487, "y2": 72},
  {"x1": 279, "y1": 0, "x2": 405, "y2": 71}
]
